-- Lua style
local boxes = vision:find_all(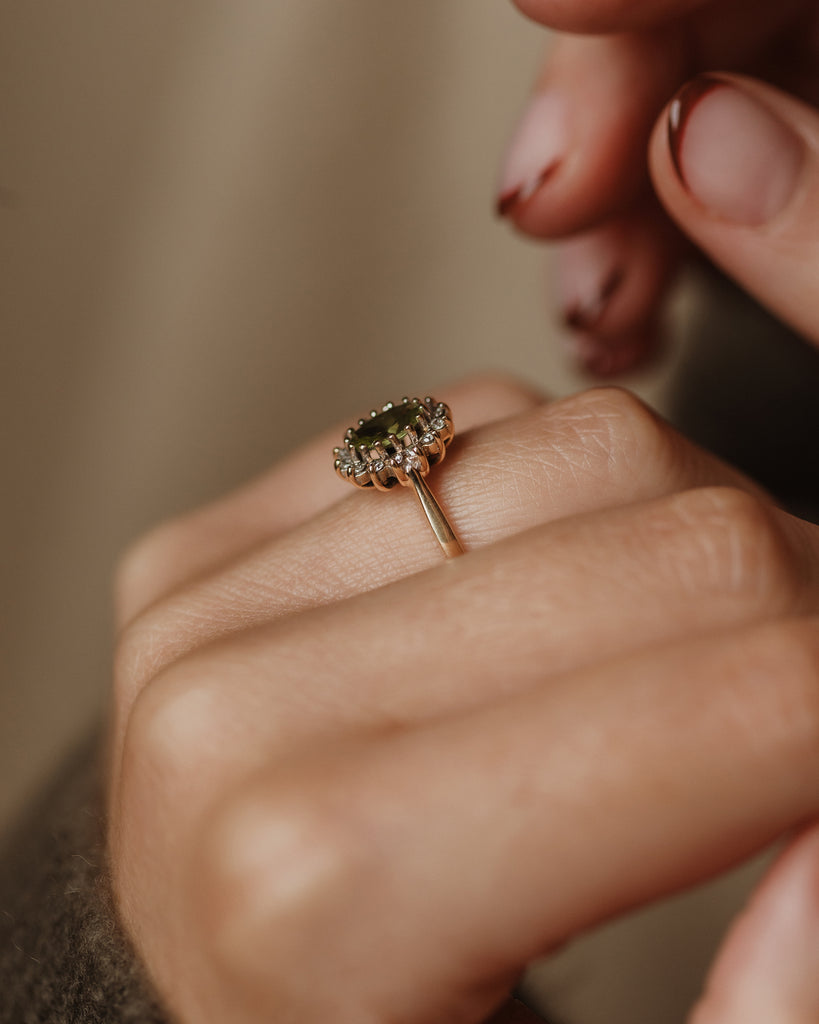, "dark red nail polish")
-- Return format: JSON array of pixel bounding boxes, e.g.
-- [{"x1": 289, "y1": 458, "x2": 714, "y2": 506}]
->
[
  {"x1": 667, "y1": 74, "x2": 727, "y2": 187},
  {"x1": 496, "y1": 187, "x2": 522, "y2": 217},
  {"x1": 563, "y1": 267, "x2": 625, "y2": 332},
  {"x1": 495, "y1": 162, "x2": 559, "y2": 218}
]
